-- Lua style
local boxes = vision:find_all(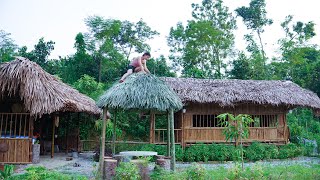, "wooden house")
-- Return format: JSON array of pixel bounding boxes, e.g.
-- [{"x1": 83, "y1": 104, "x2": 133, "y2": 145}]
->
[
  {"x1": 0, "y1": 57, "x2": 101, "y2": 164},
  {"x1": 149, "y1": 77, "x2": 320, "y2": 147}
]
